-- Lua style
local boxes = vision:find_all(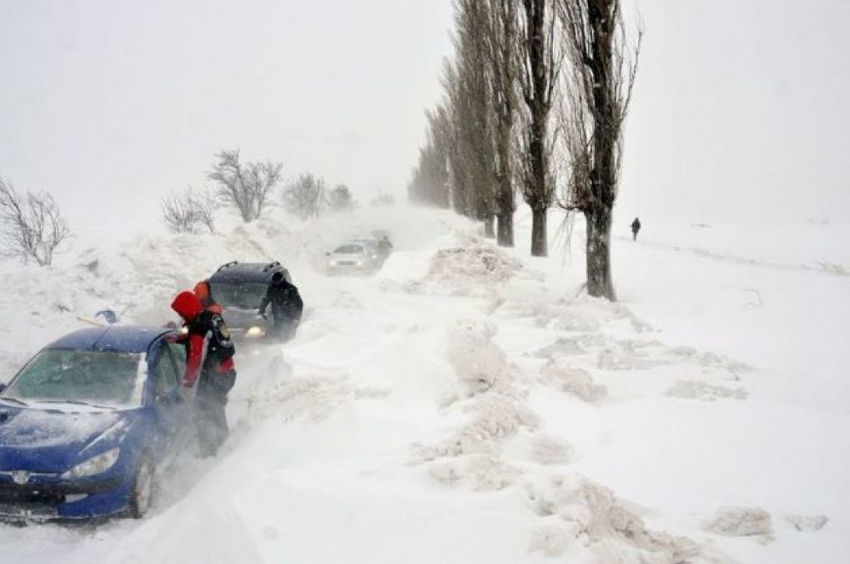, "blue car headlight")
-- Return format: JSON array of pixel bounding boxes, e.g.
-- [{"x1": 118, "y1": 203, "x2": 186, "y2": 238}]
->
[{"x1": 62, "y1": 448, "x2": 120, "y2": 480}]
